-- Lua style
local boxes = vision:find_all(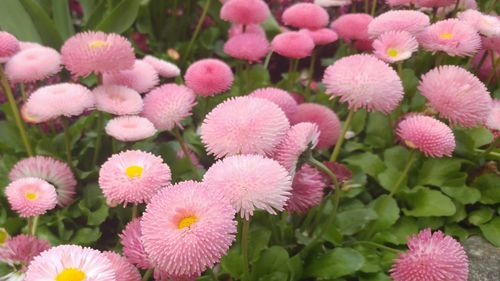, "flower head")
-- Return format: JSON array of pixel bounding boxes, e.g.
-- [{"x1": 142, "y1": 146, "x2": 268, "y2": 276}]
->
[
  {"x1": 373, "y1": 31, "x2": 419, "y2": 63},
  {"x1": 102, "y1": 251, "x2": 141, "y2": 281},
  {"x1": 385, "y1": 0, "x2": 412, "y2": 6},
  {"x1": 141, "y1": 181, "x2": 236, "y2": 279},
  {"x1": 418, "y1": 65, "x2": 492, "y2": 127},
  {"x1": 5, "y1": 47, "x2": 61, "y2": 83},
  {"x1": 414, "y1": 0, "x2": 456, "y2": 7},
  {"x1": 120, "y1": 218, "x2": 152, "y2": 269},
  {"x1": 331, "y1": 13, "x2": 373, "y2": 41},
  {"x1": 458, "y1": 9, "x2": 500, "y2": 37},
  {"x1": 368, "y1": 10, "x2": 430, "y2": 37},
  {"x1": 285, "y1": 164, "x2": 326, "y2": 213},
  {"x1": 486, "y1": 100, "x2": 500, "y2": 132},
  {"x1": 185, "y1": 59, "x2": 234, "y2": 96},
  {"x1": 228, "y1": 23, "x2": 265, "y2": 38},
  {"x1": 94, "y1": 85, "x2": 143, "y2": 115},
  {"x1": 271, "y1": 31, "x2": 315, "y2": 59},
  {"x1": 282, "y1": 3, "x2": 329, "y2": 29},
  {"x1": 220, "y1": 0, "x2": 270, "y2": 25},
  {"x1": 224, "y1": 33, "x2": 270, "y2": 62},
  {"x1": 105, "y1": 116, "x2": 157, "y2": 142},
  {"x1": 299, "y1": 28, "x2": 338, "y2": 45},
  {"x1": 99, "y1": 150, "x2": 171, "y2": 205},
  {"x1": 143, "y1": 55, "x2": 181, "y2": 78},
  {"x1": 103, "y1": 59, "x2": 159, "y2": 93},
  {"x1": 0, "y1": 31, "x2": 20, "y2": 59},
  {"x1": 203, "y1": 154, "x2": 292, "y2": 219},
  {"x1": 248, "y1": 87, "x2": 298, "y2": 121},
  {"x1": 291, "y1": 103, "x2": 340, "y2": 149},
  {"x1": 5, "y1": 177, "x2": 57, "y2": 217},
  {"x1": 390, "y1": 229, "x2": 468, "y2": 281},
  {"x1": 201, "y1": 96, "x2": 289, "y2": 158},
  {"x1": 0, "y1": 234, "x2": 50, "y2": 270}
]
